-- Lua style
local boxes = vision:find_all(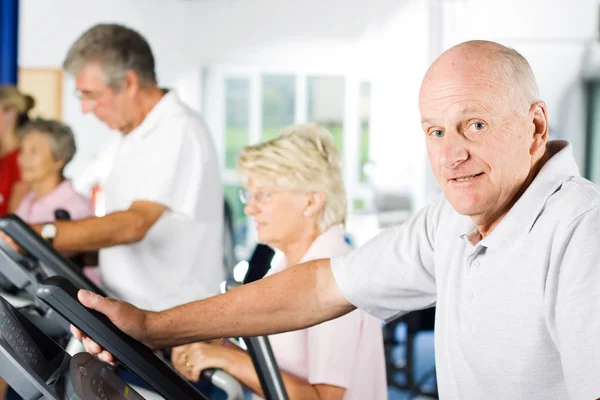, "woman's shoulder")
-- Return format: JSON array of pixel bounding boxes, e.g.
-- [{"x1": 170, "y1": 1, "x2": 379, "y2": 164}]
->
[
  {"x1": 301, "y1": 225, "x2": 352, "y2": 262},
  {"x1": 58, "y1": 180, "x2": 94, "y2": 218}
]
